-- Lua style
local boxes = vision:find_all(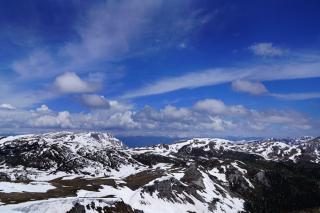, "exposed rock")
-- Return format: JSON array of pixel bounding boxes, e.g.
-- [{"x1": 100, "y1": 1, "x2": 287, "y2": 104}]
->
[
  {"x1": 0, "y1": 172, "x2": 10, "y2": 181},
  {"x1": 254, "y1": 171, "x2": 270, "y2": 187},
  {"x1": 181, "y1": 163, "x2": 205, "y2": 189},
  {"x1": 67, "y1": 201, "x2": 142, "y2": 213},
  {"x1": 67, "y1": 202, "x2": 86, "y2": 213}
]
